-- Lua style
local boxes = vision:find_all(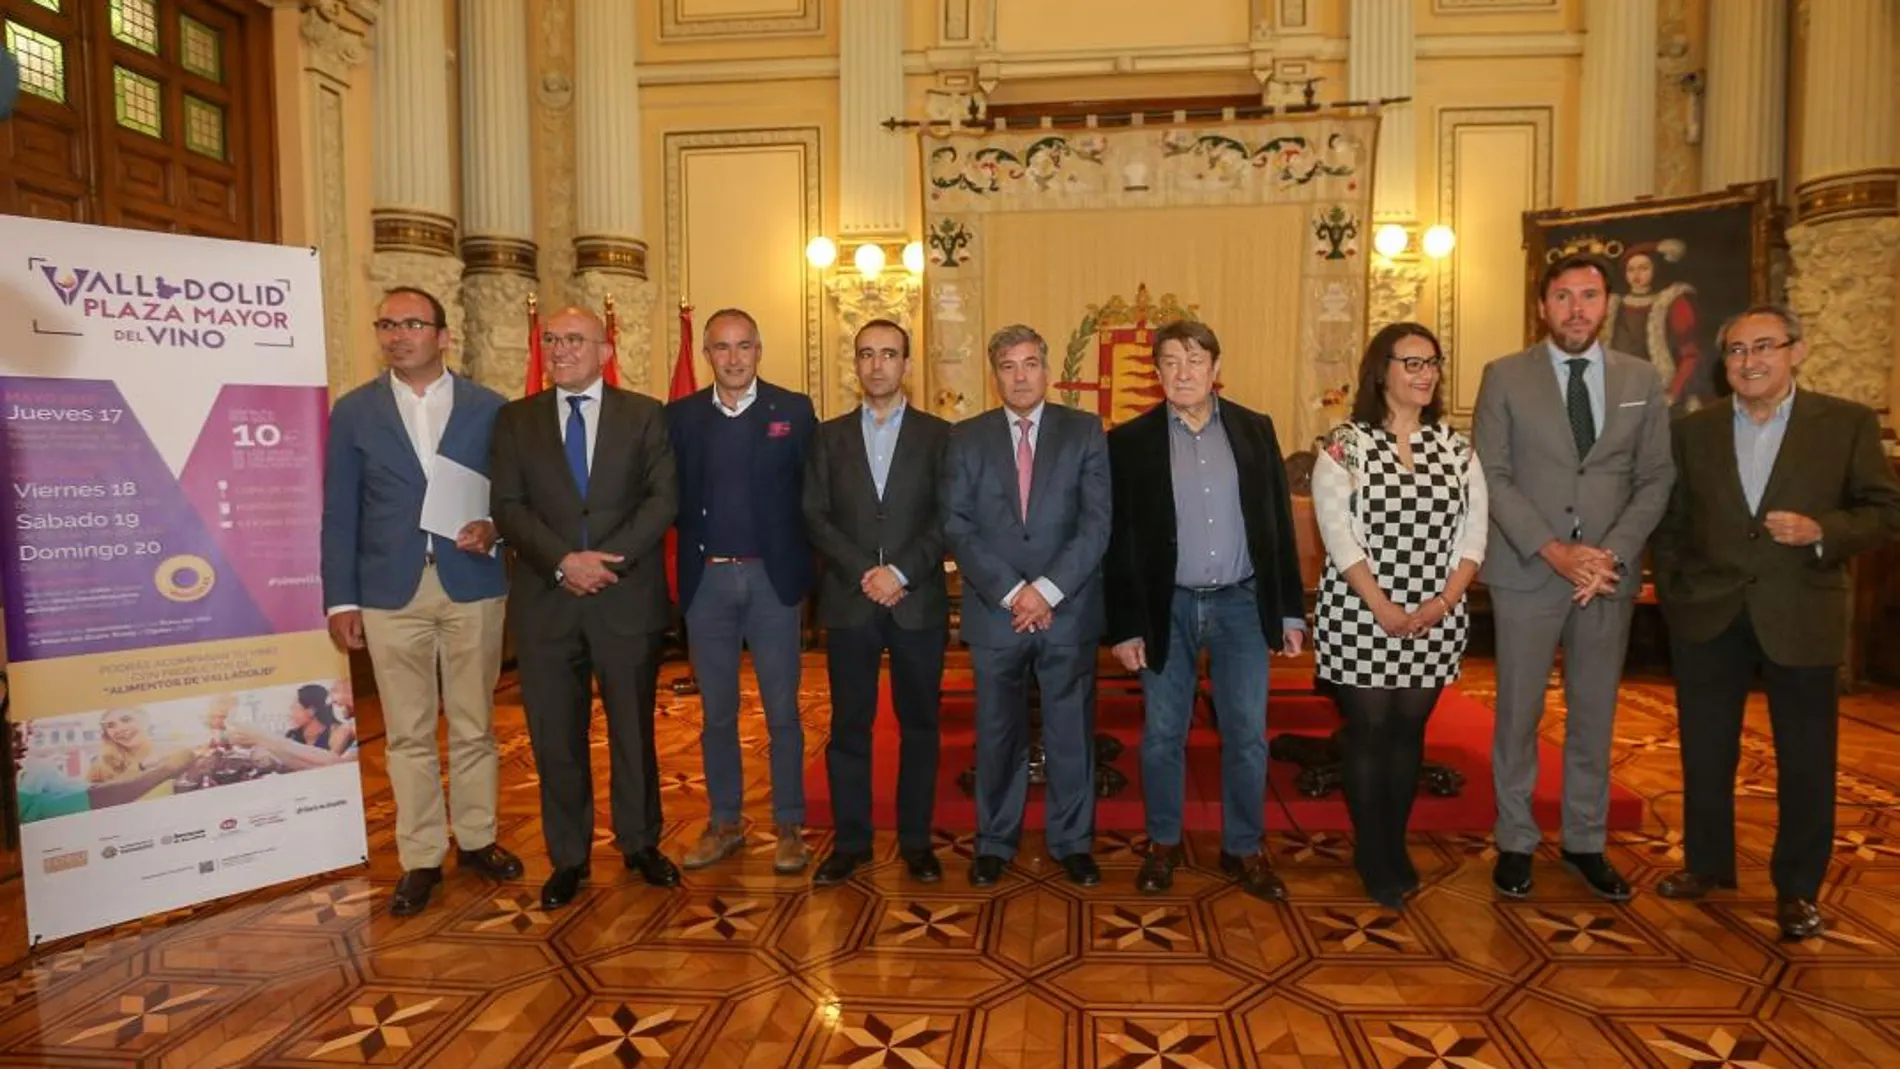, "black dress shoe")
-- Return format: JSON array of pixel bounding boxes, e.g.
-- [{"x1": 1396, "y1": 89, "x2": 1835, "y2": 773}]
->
[
  {"x1": 457, "y1": 843, "x2": 525, "y2": 880},
  {"x1": 969, "y1": 854, "x2": 1006, "y2": 887},
  {"x1": 1136, "y1": 844, "x2": 1183, "y2": 894},
  {"x1": 624, "y1": 847, "x2": 681, "y2": 888},
  {"x1": 389, "y1": 867, "x2": 442, "y2": 917},
  {"x1": 1656, "y1": 869, "x2": 1737, "y2": 900},
  {"x1": 812, "y1": 850, "x2": 872, "y2": 887},
  {"x1": 900, "y1": 848, "x2": 943, "y2": 883},
  {"x1": 540, "y1": 864, "x2": 590, "y2": 910},
  {"x1": 1220, "y1": 851, "x2": 1288, "y2": 902},
  {"x1": 1492, "y1": 851, "x2": 1534, "y2": 898},
  {"x1": 1060, "y1": 852, "x2": 1102, "y2": 887},
  {"x1": 1561, "y1": 851, "x2": 1633, "y2": 901},
  {"x1": 1777, "y1": 896, "x2": 1824, "y2": 940}
]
